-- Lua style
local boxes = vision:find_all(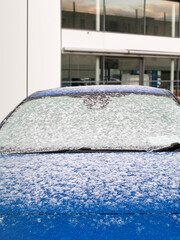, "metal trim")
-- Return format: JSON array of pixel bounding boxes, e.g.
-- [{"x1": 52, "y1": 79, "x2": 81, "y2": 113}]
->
[{"x1": 62, "y1": 47, "x2": 180, "y2": 58}]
